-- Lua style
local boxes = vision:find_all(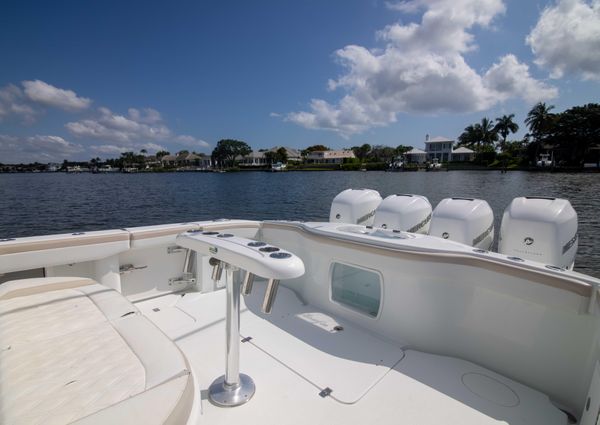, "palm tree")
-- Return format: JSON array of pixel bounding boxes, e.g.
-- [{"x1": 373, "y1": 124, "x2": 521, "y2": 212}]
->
[
  {"x1": 494, "y1": 114, "x2": 519, "y2": 151},
  {"x1": 525, "y1": 102, "x2": 555, "y2": 142},
  {"x1": 480, "y1": 117, "x2": 499, "y2": 150},
  {"x1": 458, "y1": 124, "x2": 482, "y2": 151}
]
